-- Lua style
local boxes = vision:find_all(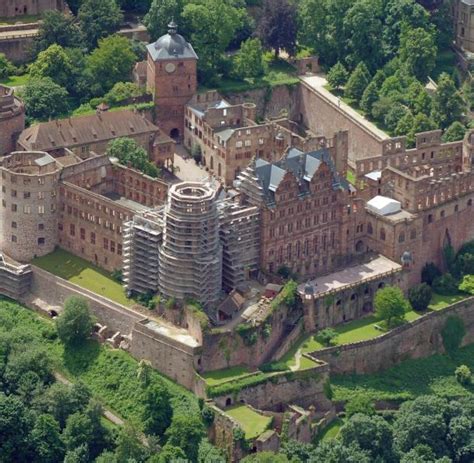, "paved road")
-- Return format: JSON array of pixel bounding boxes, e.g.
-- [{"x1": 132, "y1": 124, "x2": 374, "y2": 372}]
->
[{"x1": 53, "y1": 372, "x2": 125, "y2": 426}]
